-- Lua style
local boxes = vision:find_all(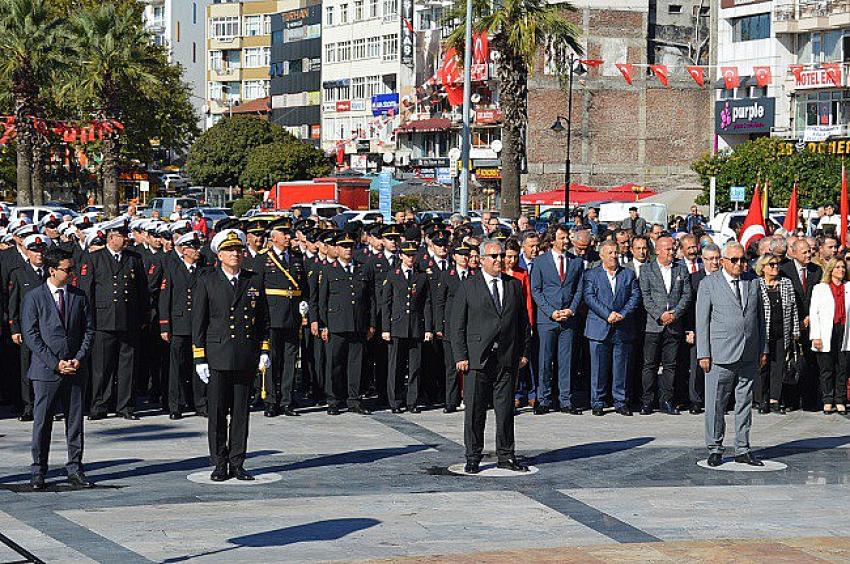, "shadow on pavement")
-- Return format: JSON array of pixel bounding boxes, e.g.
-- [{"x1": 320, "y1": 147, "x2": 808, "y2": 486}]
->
[
  {"x1": 253, "y1": 445, "x2": 433, "y2": 474},
  {"x1": 531, "y1": 437, "x2": 655, "y2": 465},
  {"x1": 161, "y1": 518, "x2": 381, "y2": 562},
  {"x1": 755, "y1": 435, "x2": 850, "y2": 459}
]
